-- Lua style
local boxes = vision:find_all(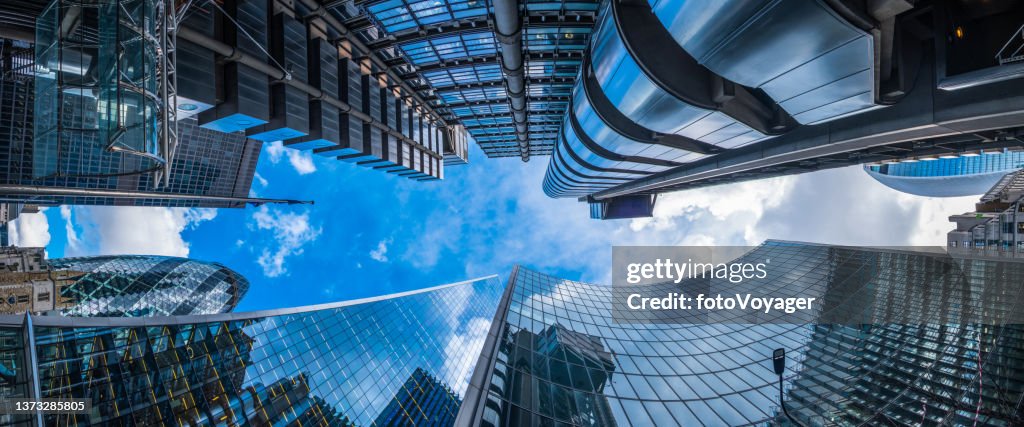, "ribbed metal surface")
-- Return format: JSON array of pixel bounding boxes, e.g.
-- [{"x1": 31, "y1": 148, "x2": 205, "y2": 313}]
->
[
  {"x1": 248, "y1": 13, "x2": 309, "y2": 141},
  {"x1": 287, "y1": 37, "x2": 340, "y2": 150},
  {"x1": 176, "y1": 7, "x2": 216, "y2": 106},
  {"x1": 652, "y1": 0, "x2": 879, "y2": 125}
]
